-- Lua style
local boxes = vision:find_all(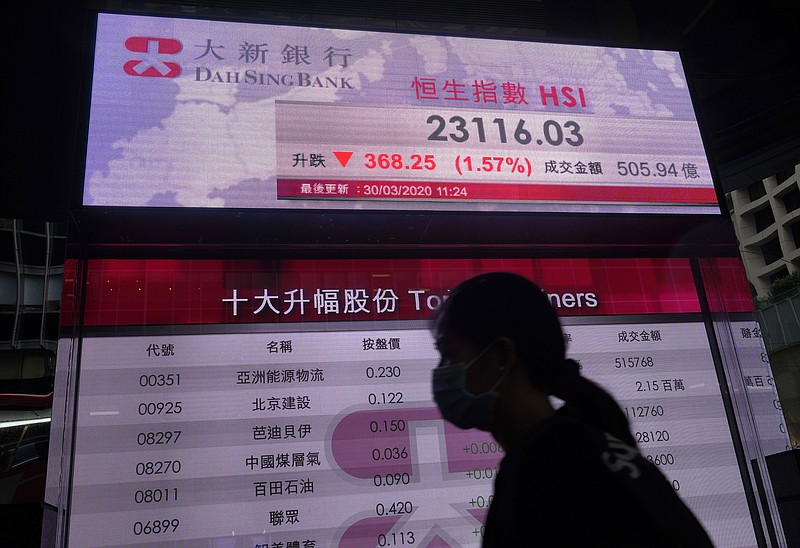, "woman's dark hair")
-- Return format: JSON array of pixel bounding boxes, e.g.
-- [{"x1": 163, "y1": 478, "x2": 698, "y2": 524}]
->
[{"x1": 436, "y1": 272, "x2": 635, "y2": 446}]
